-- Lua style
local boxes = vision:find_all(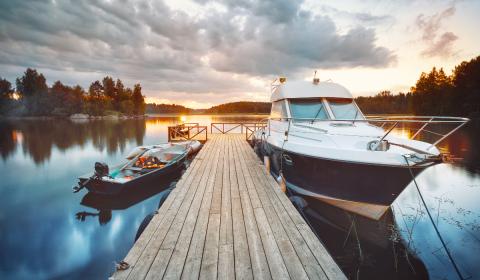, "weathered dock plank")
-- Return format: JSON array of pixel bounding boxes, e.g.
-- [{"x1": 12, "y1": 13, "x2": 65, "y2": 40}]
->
[{"x1": 112, "y1": 134, "x2": 346, "y2": 280}]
